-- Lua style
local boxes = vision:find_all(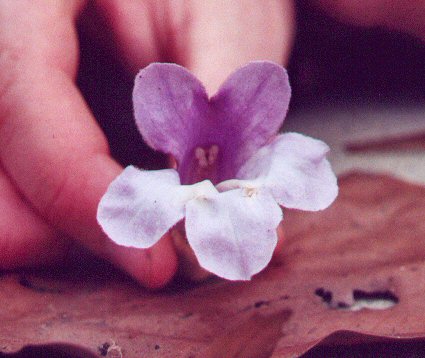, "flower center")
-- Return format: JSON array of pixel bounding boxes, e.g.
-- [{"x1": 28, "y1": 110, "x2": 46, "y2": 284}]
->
[
  {"x1": 192, "y1": 144, "x2": 220, "y2": 183},
  {"x1": 195, "y1": 145, "x2": 219, "y2": 168}
]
